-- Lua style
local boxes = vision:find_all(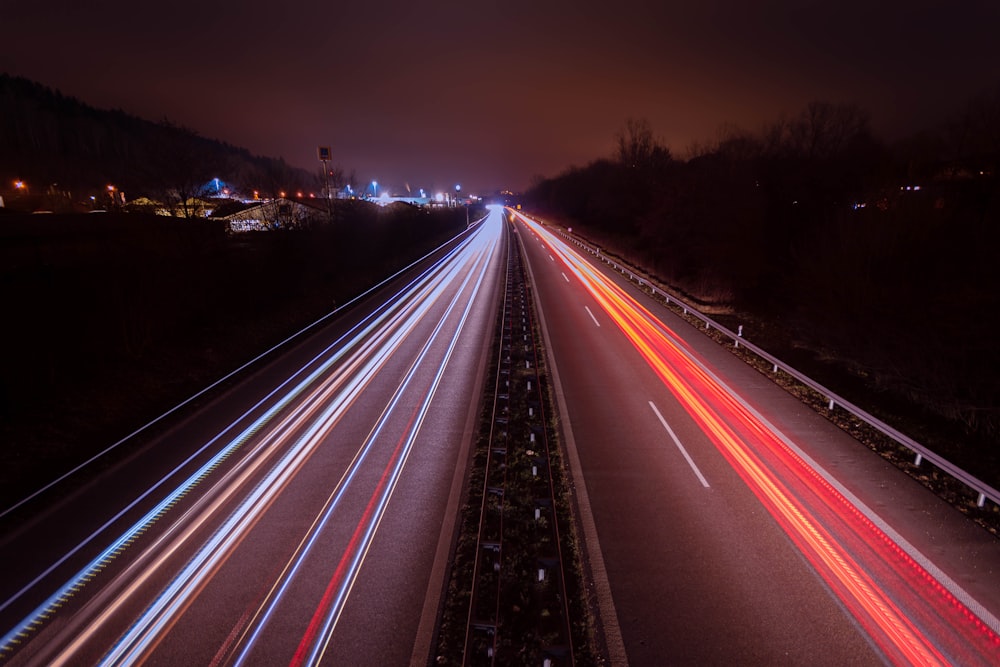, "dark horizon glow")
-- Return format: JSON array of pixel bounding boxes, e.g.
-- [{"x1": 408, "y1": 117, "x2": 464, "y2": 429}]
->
[{"x1": 4, "y1": 1, "x2": 999, "y2": 192}]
